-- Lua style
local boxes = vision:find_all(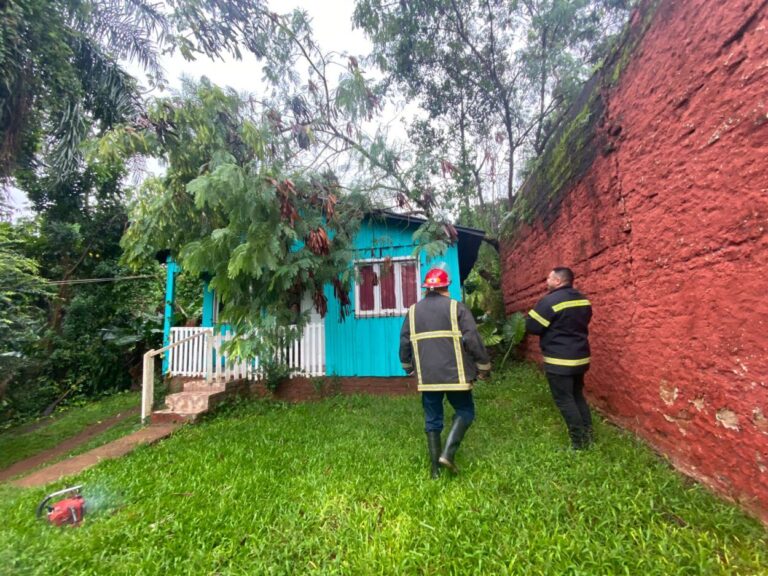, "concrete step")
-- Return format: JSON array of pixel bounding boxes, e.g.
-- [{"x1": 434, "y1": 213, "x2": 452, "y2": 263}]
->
[
  {"x1": 182, "y1": 380, "x2": 226, "y2": 393},
  {"x1": 165, "y1": 390, "x2": 226, "y2": 413},
  {"x1": 151, "y1": 410, "x2": 201, "y2": 425},
  {"x1": 153, "y1": 378, "x2": 249, "y2": 424}
]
